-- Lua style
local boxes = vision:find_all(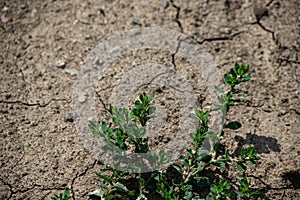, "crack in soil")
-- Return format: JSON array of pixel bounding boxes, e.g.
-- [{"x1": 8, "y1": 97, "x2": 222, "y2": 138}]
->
[
  {"x1": 241, "y1": 101, "x2": 300, "y2": 116},
  {"x1": 266, "y1": 0, "x2": 275, "y2": 7},
  {"x1": 0, "y1": 98, "x2": 71, "y2": 108},
  {"x1": 171, "y1": 36, "x2": 182, "y2": 71},
  {"x1": 248, "y1": 175, "x2": 296, "y2": 191},
  {"x1": 1, "y1": 176, "x2": 67, "y2": 200},
  {"x1": 170, "y1": 0, "x2": 183, "y2": 32},
  {"x1": 0, "y1": 177, "x2": 13, "y2": 199},
  {"x1": 10, "y1": 151, "x2": 25, "y2": 172},
  {"x1": 278, "y1": 58, "x2": 300, "y2": 65},
  {"x1": 94, "y1": 87, "x2": 110, "y2": 112},
  {"x1": 277, "y1": 108, "x2": 300, "y2": 117},
  {"x1": 197, "y1": 31, "x2": 246, "y2": 44},
  {"x1": 70, "y1": 160, "x2": 97, "y2": 200},
  {"x1": 257, "y1": 21, "x2": 275, "y2": 40},
  {"x1": 135, "y1": 71, "x2": 171, "y2": 92}
]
